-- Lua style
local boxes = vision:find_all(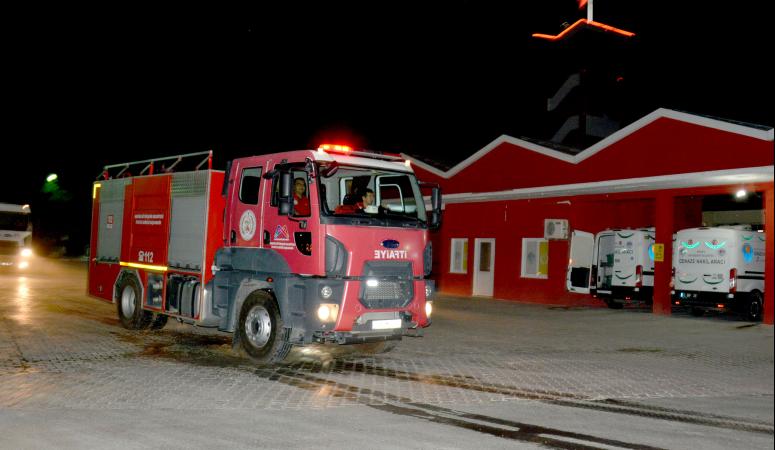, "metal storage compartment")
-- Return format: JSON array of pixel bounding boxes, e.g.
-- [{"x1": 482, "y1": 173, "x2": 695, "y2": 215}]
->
[
  {"x1": 96, "y1": 178, "x2": 130, "y2": 262},
  {"x1": 167, "y1": 171, "x2": 209, "y2": 271}
]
